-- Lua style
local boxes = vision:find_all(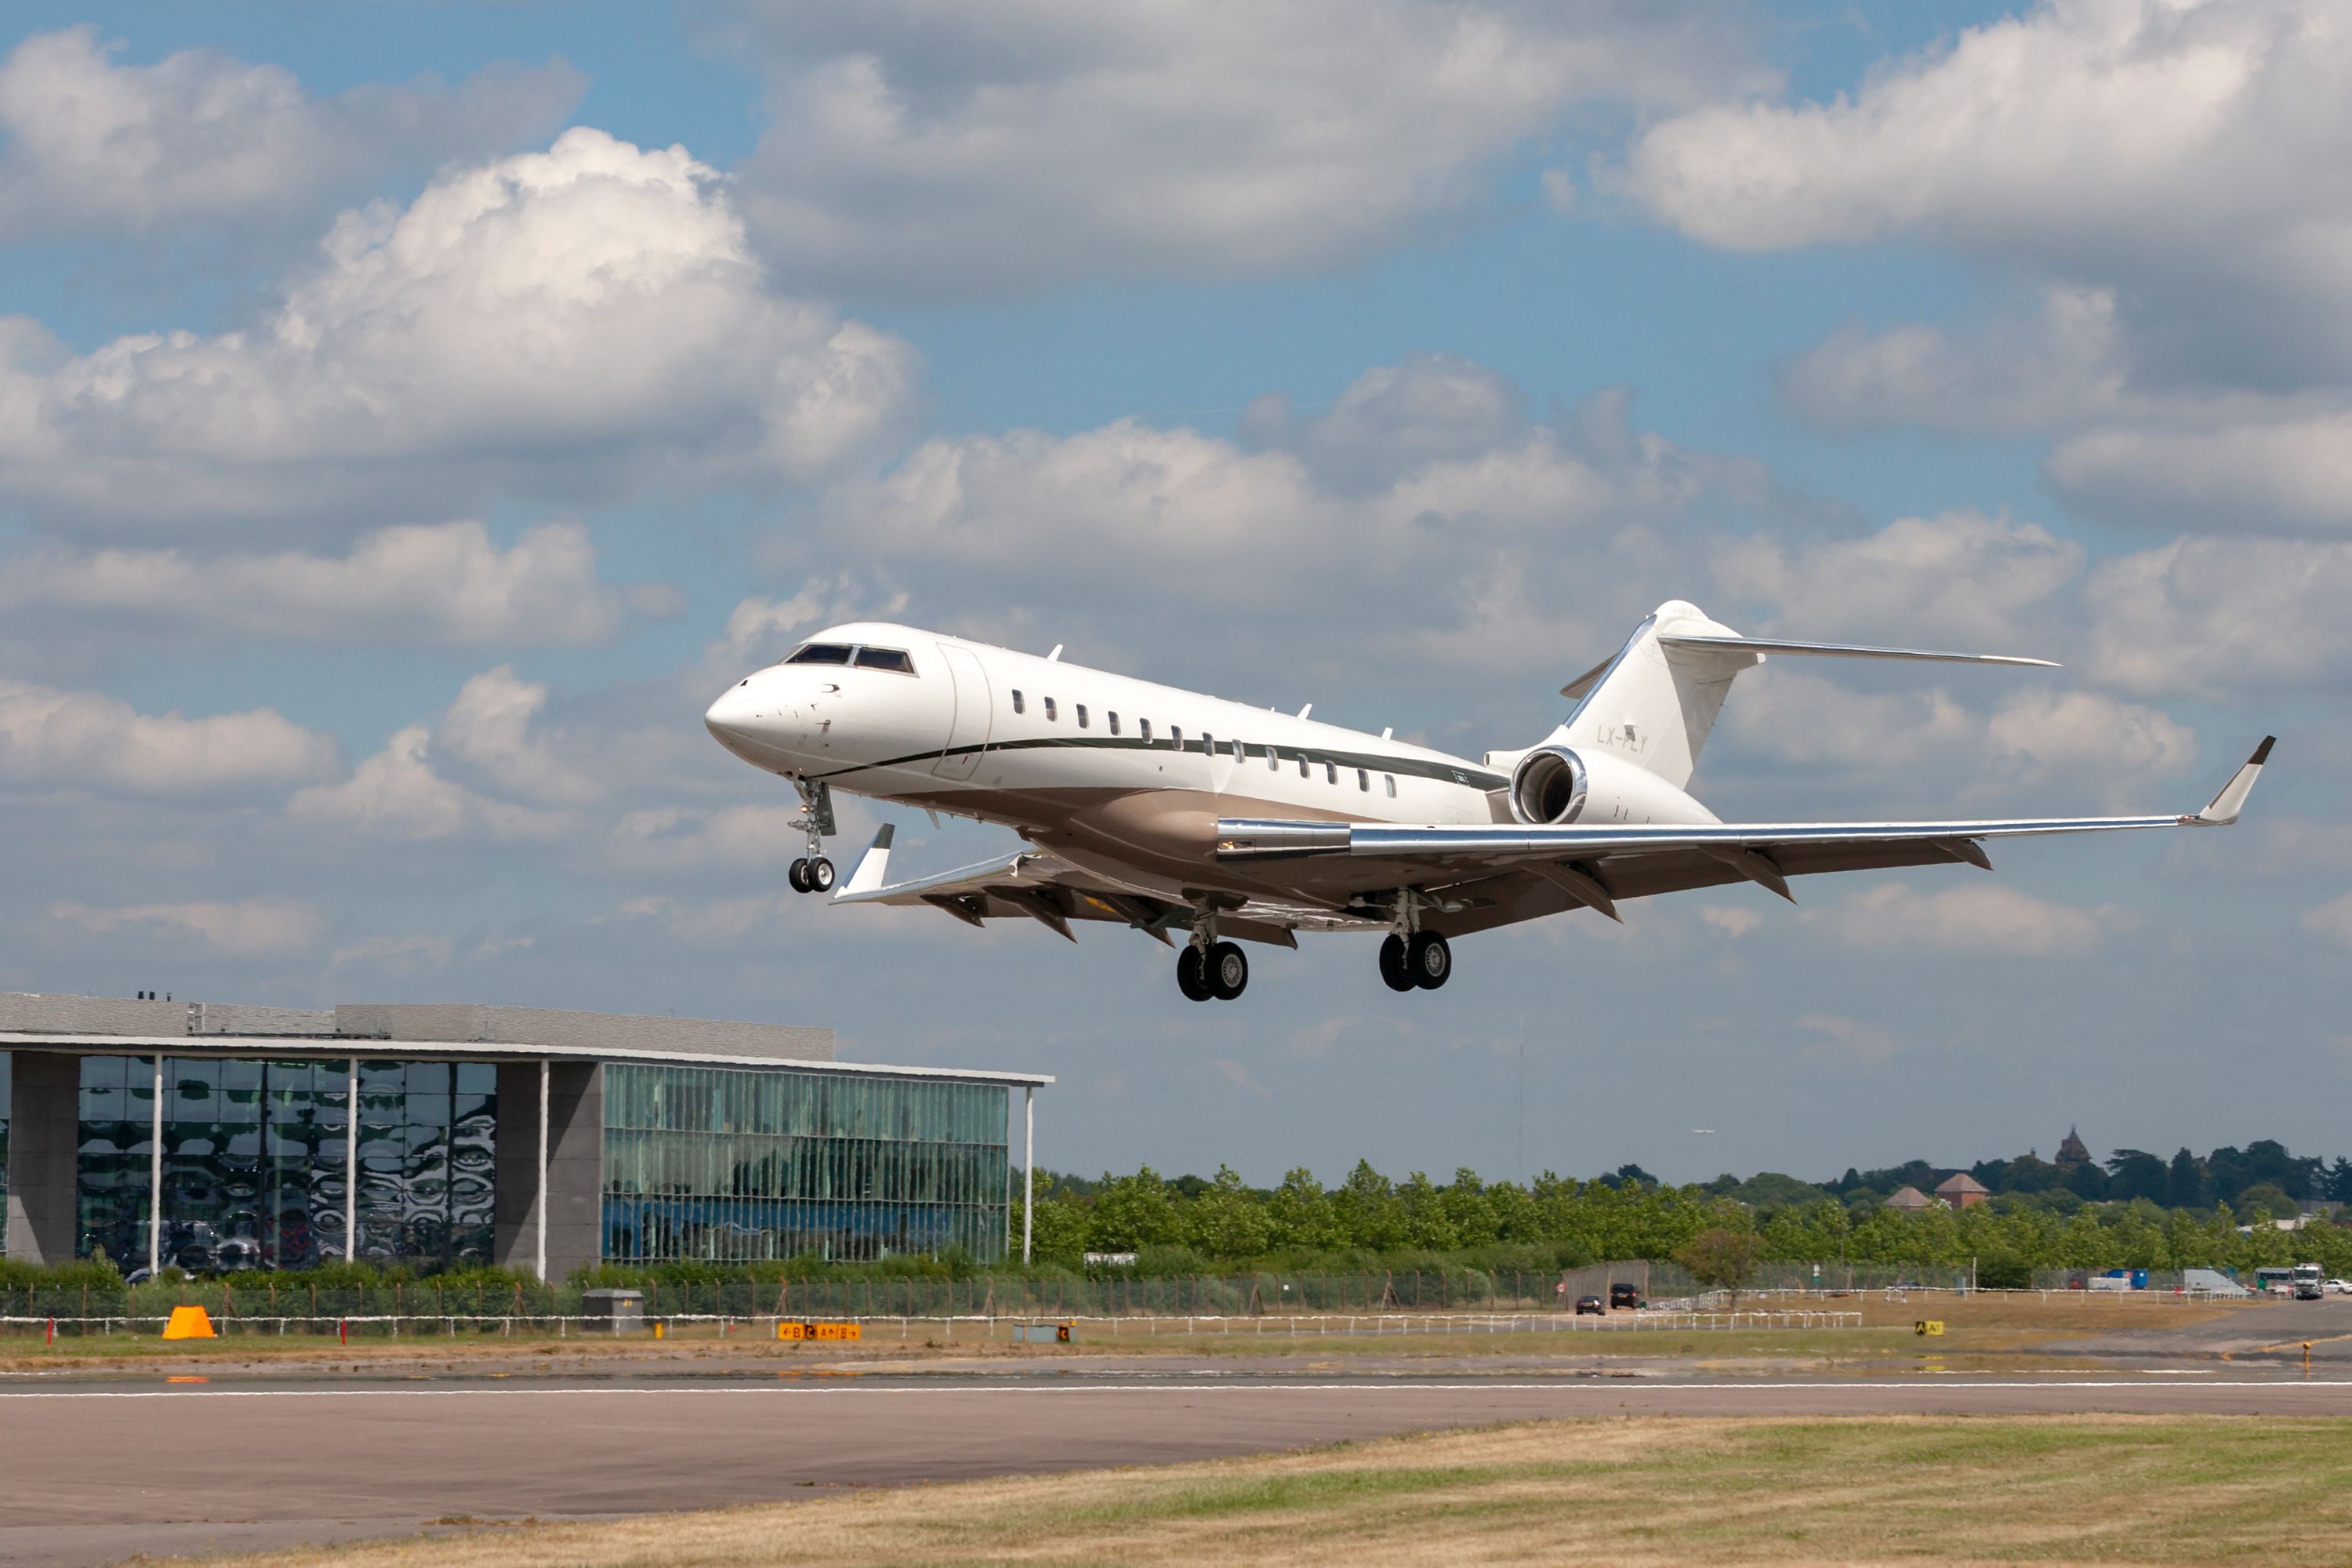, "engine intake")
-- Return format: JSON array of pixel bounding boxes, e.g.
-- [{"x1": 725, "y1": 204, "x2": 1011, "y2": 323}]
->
[{"x1": 1509, "y1": 746, "x2": 1588, "y2": 825}]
